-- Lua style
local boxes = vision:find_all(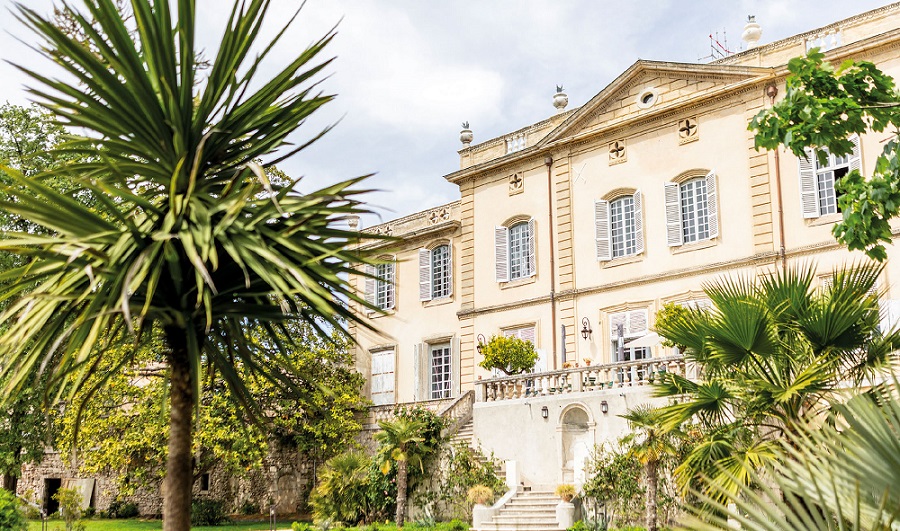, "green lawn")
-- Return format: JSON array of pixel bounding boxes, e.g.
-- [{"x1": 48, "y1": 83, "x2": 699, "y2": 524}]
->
[{"x1": 28, "y1": 519, "x2": 297, "y2": 530}]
